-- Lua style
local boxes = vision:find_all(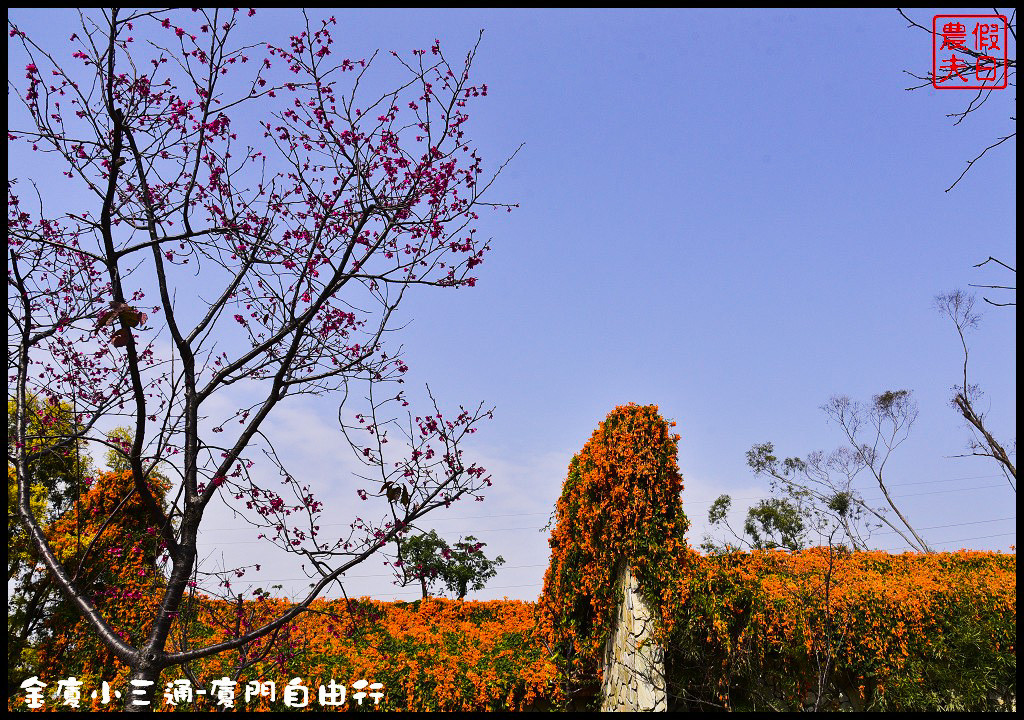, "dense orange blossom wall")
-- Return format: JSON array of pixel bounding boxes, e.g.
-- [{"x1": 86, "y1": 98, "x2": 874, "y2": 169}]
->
[
  {"x1": 24, "y1": 595, "x2": 557, "y2": 712},
  {"x1": 10, "y1": 437, "x2": 1016, "y2": 711},
  {"x1": 670, "y1": 547, "x2": 1016, "y2": 710},
  {"x1": 539, "y1": 403, "x2": 690, "y2": 703},
  {"x1": 15, "y1": 552, "x2": 1013, "y2": 711},
  {"x1": 18, "y1": 474, "x2": 557, "y2": 712},
  {"x1": 31, "y1": 470, "x2": 169, "y2": 696}
]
